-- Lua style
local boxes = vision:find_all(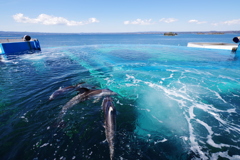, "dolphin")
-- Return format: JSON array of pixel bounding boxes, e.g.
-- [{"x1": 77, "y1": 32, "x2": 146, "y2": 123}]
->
[
  {"x1": 101, "y1": 96, "x2": 116, "y2": 160},
  {"x1": 49, "y1": 82, "x2": 85, "y2": 100},
  {"x1": 61, "y1": 88, "x2": 117, "y2": 114}
]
